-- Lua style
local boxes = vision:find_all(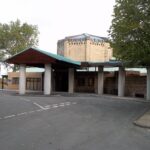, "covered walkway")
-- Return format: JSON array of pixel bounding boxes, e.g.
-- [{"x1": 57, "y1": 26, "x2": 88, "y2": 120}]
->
[
  {"x1": 6, "y1": 47, "x2": 80, "y2": 95},
  {"x1": 5, "y1": 47, "x2": 150, "y2": 100}
]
